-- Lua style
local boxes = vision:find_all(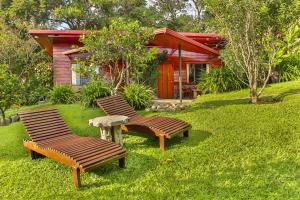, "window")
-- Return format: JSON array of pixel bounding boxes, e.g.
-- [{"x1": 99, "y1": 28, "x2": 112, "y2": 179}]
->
[
  {"x1": 187, "y1": 64, "x2": 207, "y2": 84},
  {"x1": 71, "y1": 64, "x2": 99, "y2": 86}
]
